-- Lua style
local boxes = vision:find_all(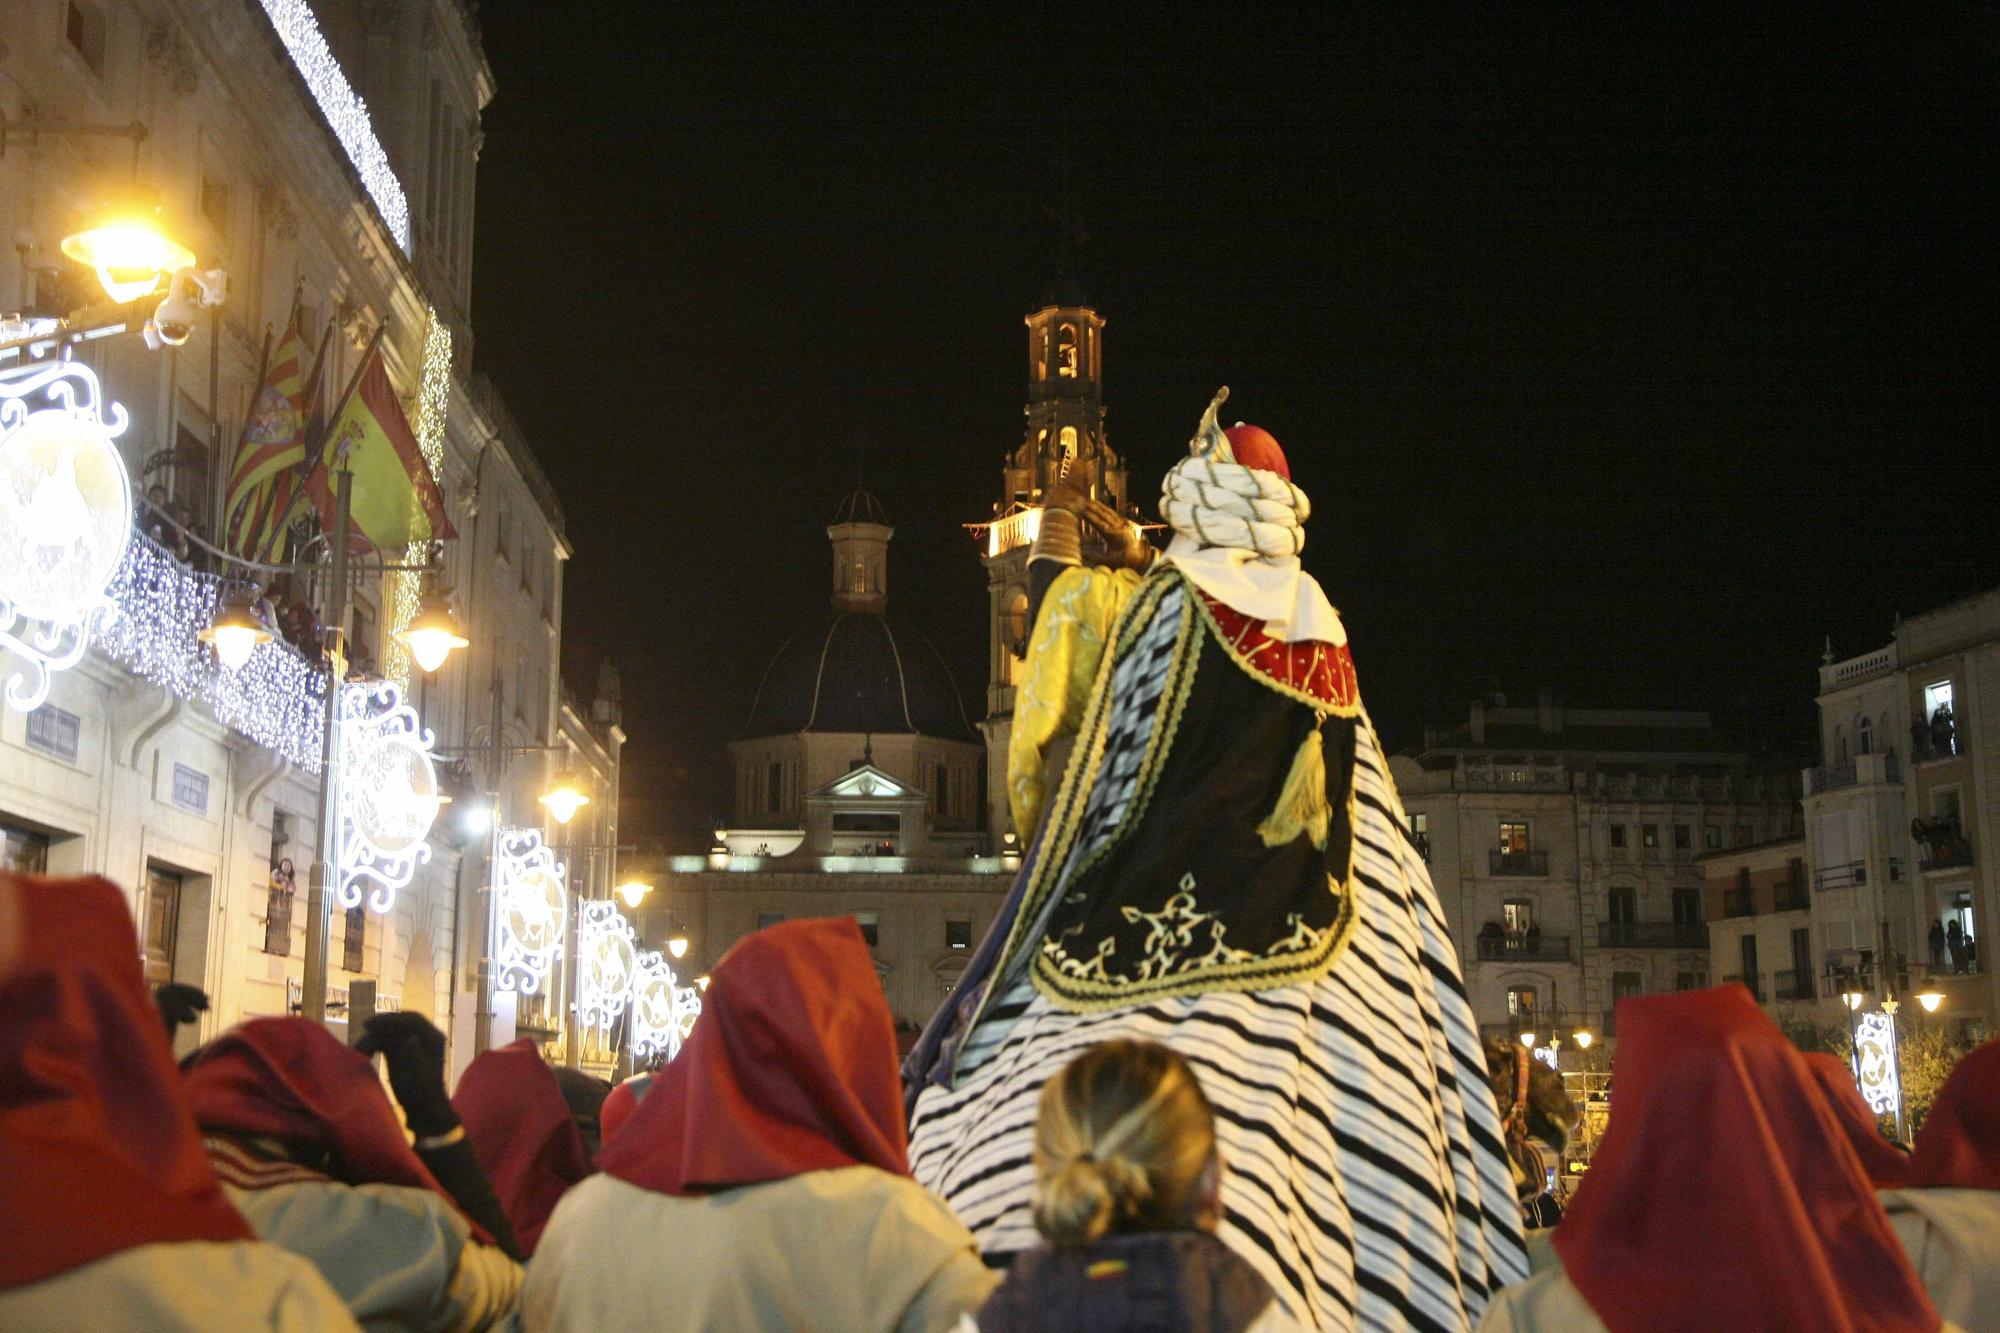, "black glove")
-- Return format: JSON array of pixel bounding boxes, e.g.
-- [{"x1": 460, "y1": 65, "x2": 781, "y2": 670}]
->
[
  {"x1": 355, "y1": 1012, "x2": 458, "y2": 1137},
  {"x1": 155, "y1": 983, "x2": 209, "y2": 1038}
]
